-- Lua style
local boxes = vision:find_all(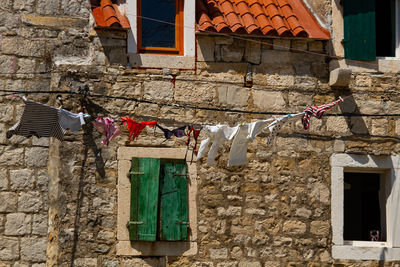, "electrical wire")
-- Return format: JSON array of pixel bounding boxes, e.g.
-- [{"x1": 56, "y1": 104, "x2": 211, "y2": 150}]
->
[{"x1": 2, "y1": 89, "x2": 400, "y2": 117}]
